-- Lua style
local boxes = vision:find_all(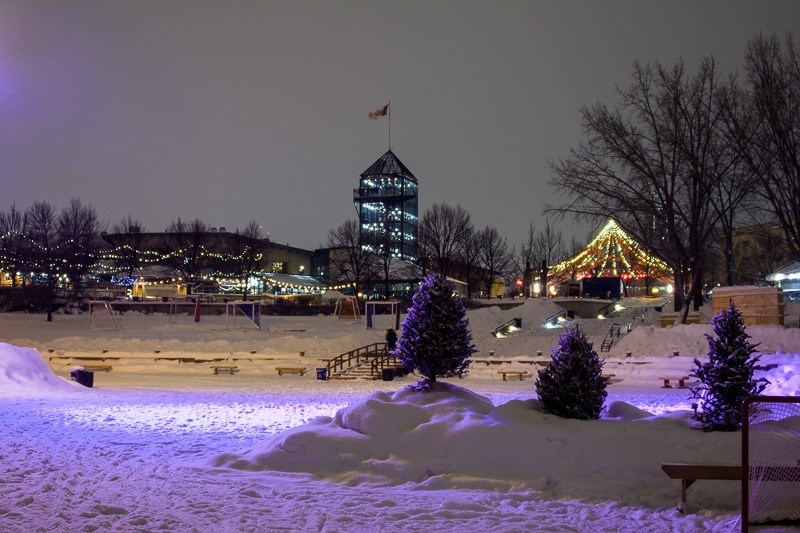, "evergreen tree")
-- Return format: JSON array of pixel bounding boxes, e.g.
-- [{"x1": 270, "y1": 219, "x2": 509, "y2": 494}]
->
[
  {"x1": 394, "y1": 273, "x2": 476, "y2": 390},
  {"x1": 535, "y1": 327, "x2": 608, "y2": 419},
  {"x1": 690, "y1": 304, "x2": 767, "y2": 431}
]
